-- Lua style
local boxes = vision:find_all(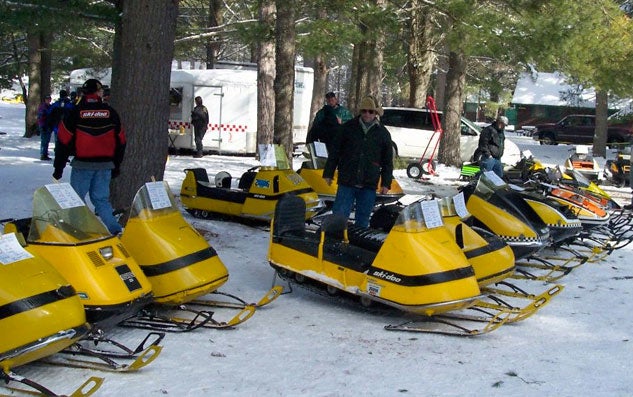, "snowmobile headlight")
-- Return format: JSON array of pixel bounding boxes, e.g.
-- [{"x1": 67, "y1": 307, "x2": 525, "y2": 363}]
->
[{"x1": 99, "y1": 246, "x2": 114, "y2": 260}]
